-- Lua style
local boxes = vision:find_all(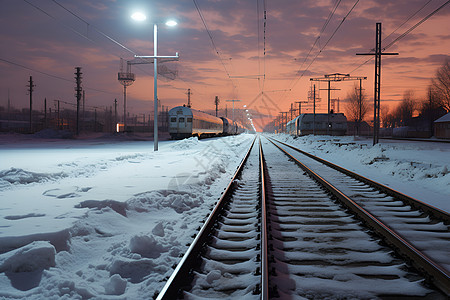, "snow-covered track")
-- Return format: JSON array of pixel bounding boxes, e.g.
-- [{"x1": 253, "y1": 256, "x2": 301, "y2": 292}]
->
[
  {"x1": 156, "y1": 136, "x2": 261, "y2": 299},
  {"x1": 381, "y1": 137, "x2": 450, "y2": 144},
  {"x1": 267, "y1": 136, "x2": 450, "y2": 297}
]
